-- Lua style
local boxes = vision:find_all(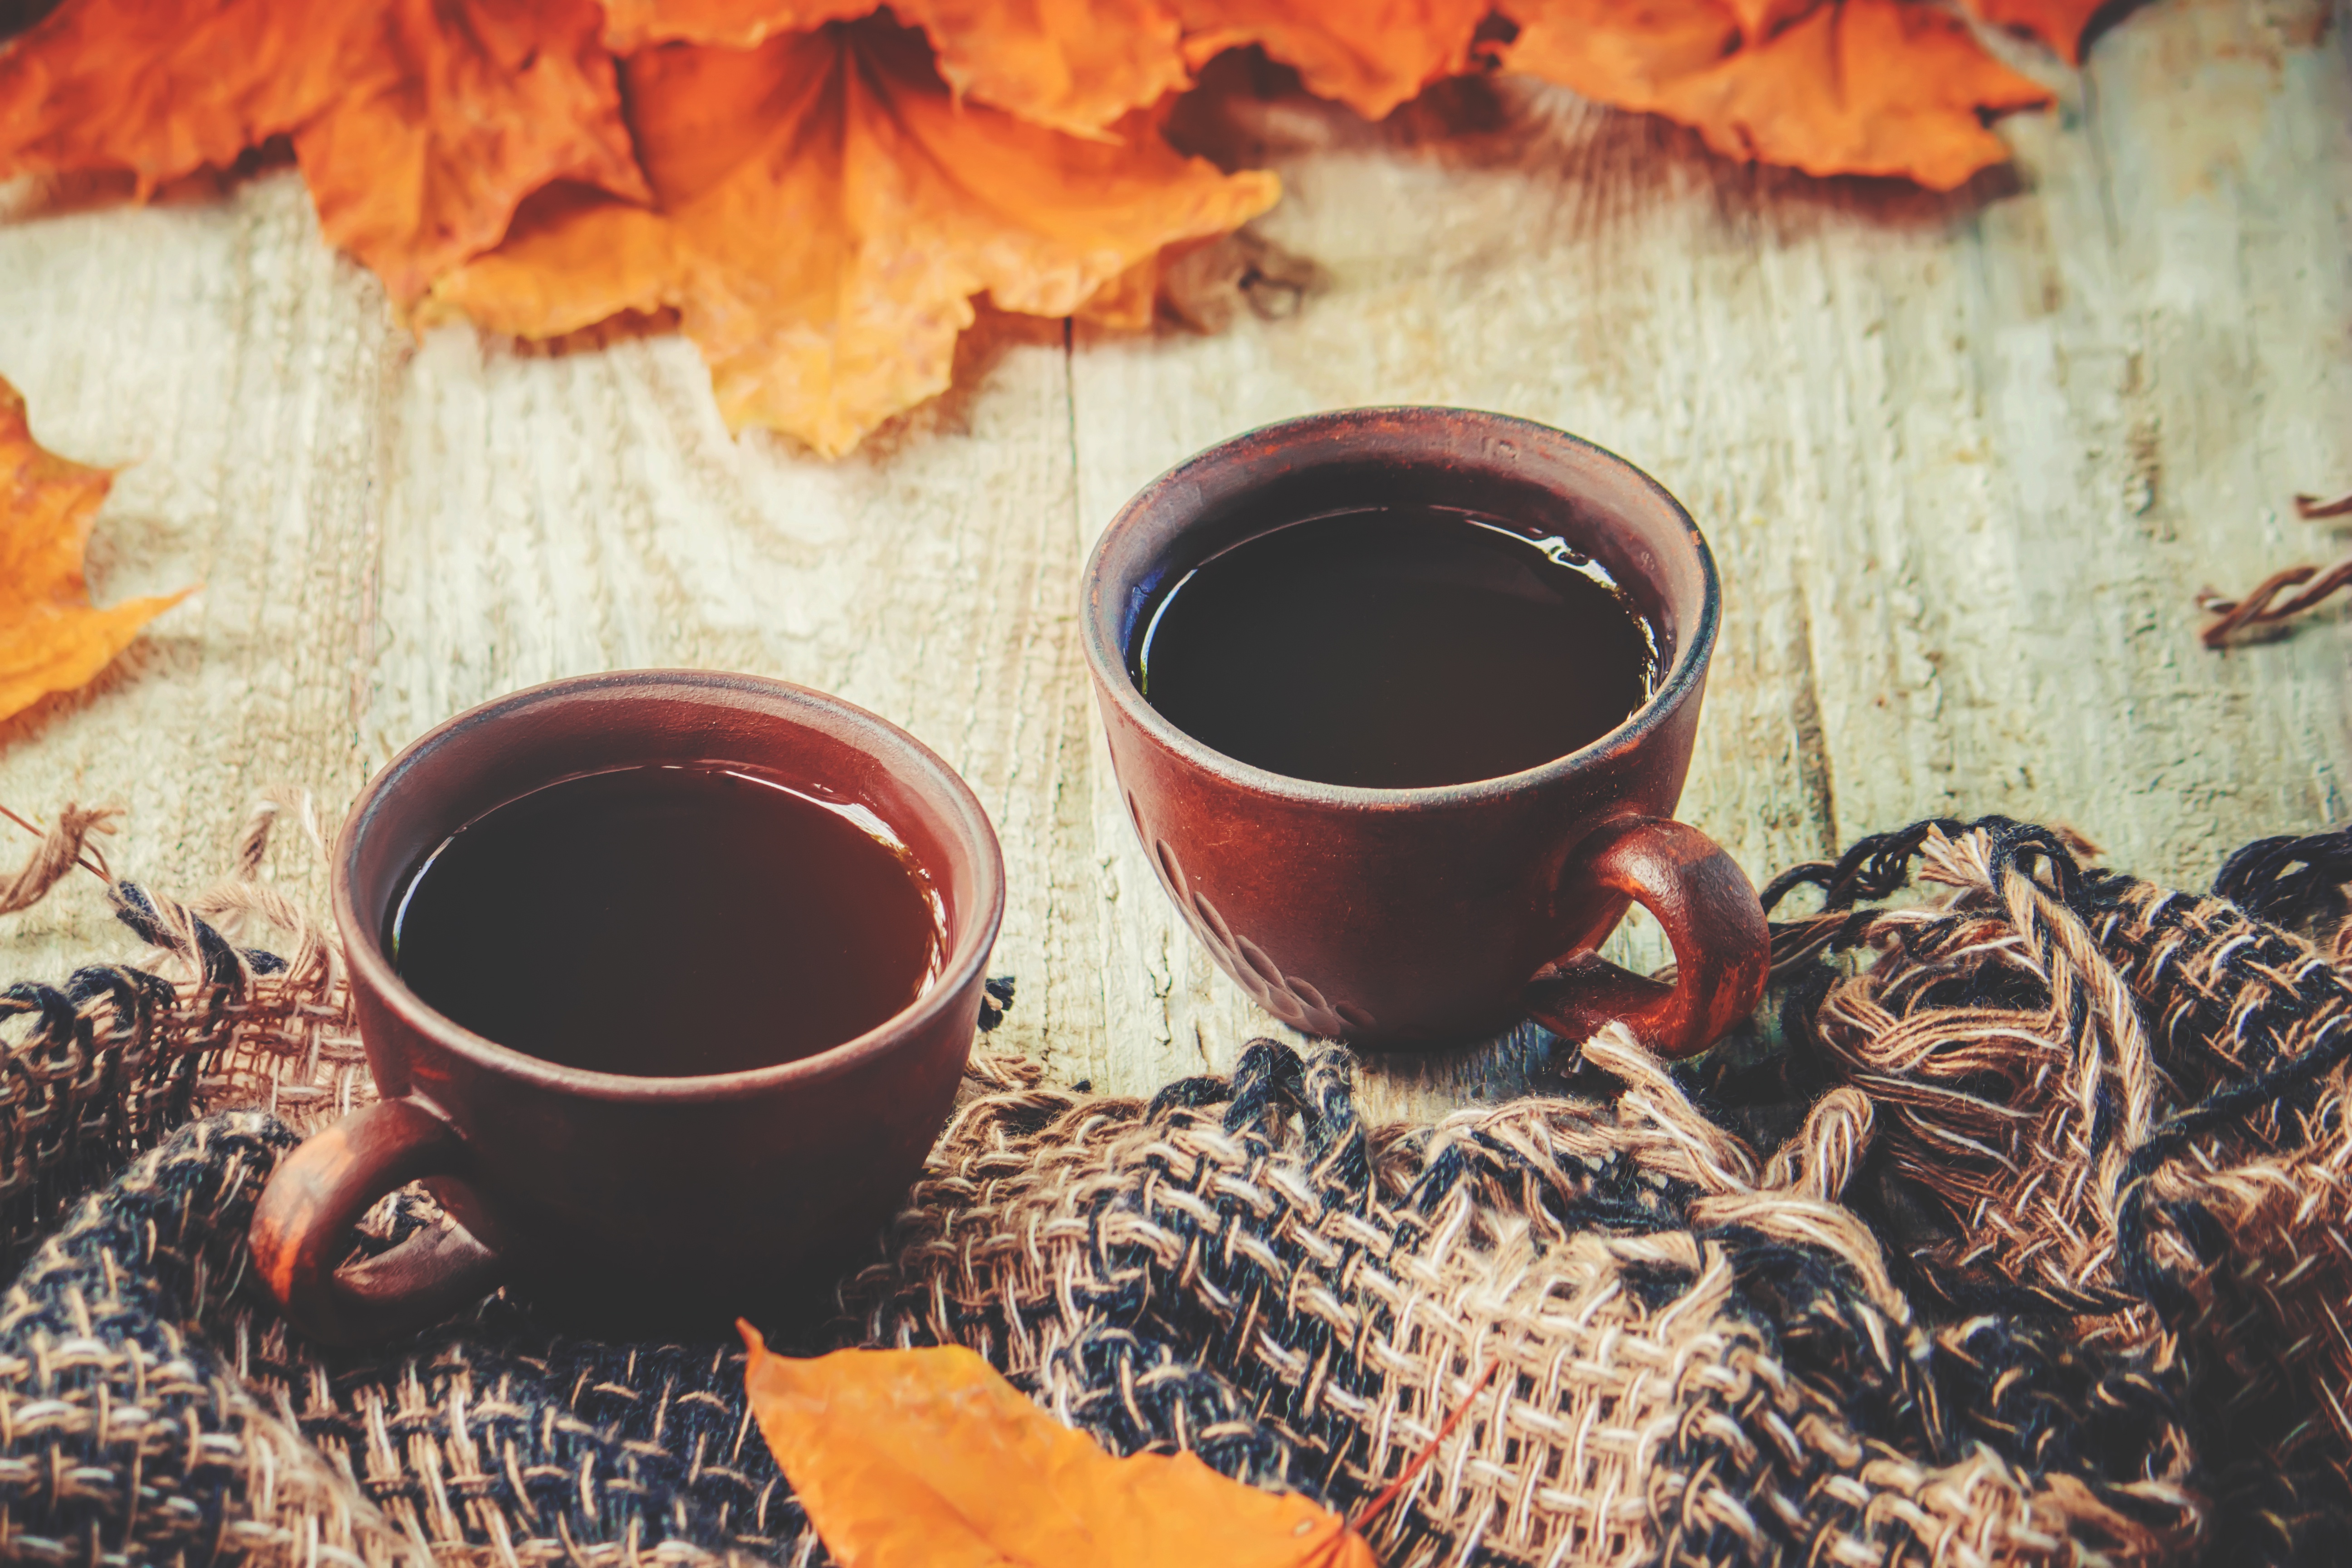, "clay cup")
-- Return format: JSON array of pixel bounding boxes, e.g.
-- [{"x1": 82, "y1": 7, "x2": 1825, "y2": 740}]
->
[
  {"x1": 1082, "y1": 407, "x2": 1768, "y2": 1058},
  {"x1": 249, "y1": 671, "x2": 1005, "y2": 1344}
]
